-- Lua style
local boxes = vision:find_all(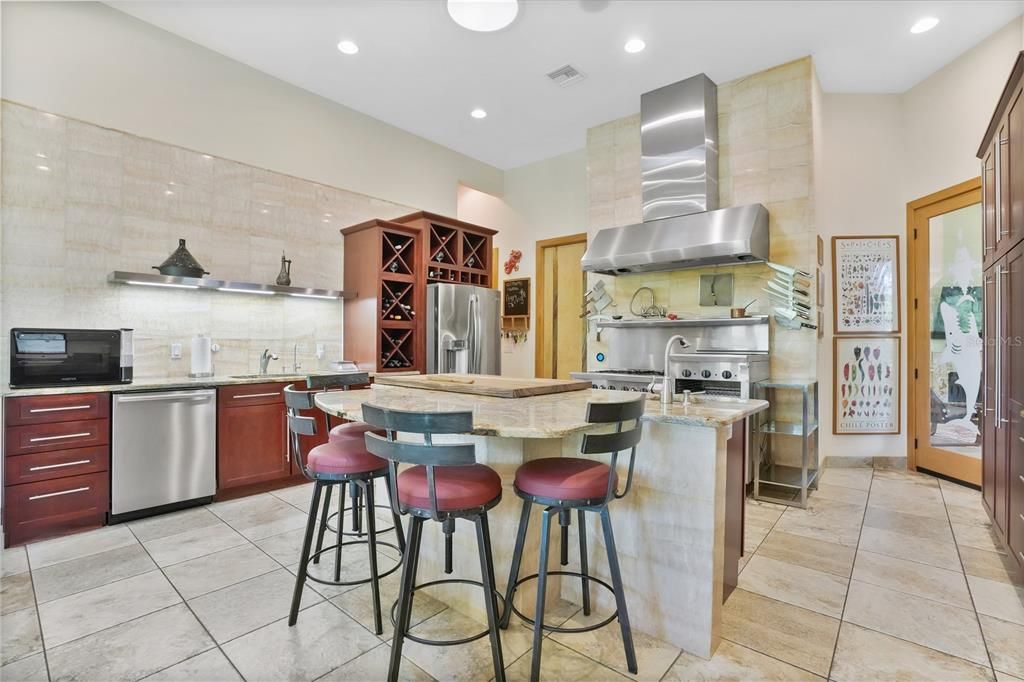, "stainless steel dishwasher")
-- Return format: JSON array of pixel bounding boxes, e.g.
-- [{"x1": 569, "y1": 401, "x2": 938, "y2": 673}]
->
[{"x1": 111, "y1": 389, "x2": 217, "y2": 520}]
